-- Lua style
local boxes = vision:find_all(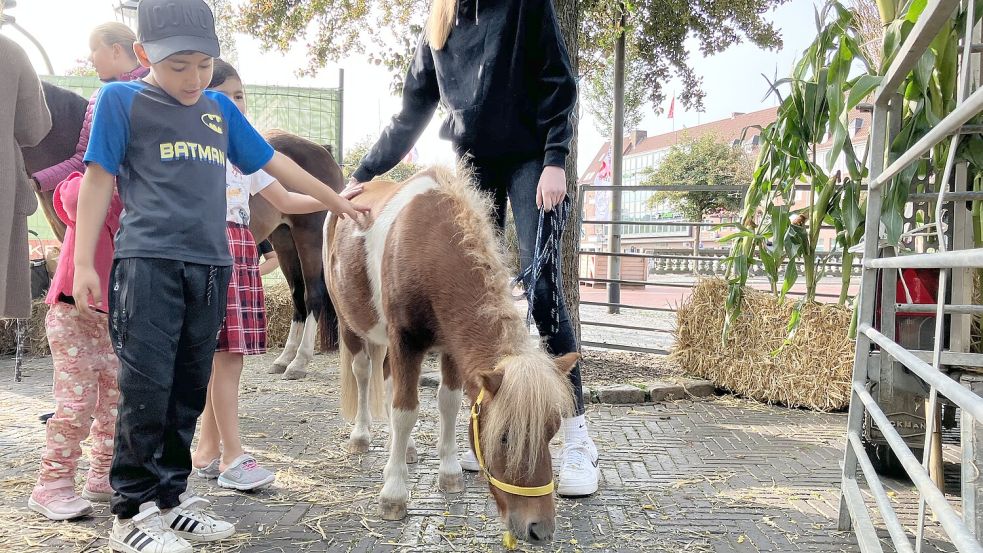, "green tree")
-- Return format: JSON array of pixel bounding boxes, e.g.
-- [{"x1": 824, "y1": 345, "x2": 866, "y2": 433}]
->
[
  {"x1": 644, "y1": 134, "x2": 749, "y2": 257},
  {"x1": 583, "y1": 49, "x2": 647, "y2": 137},
  {"x1": 238, "y1": 1, "x2": 786, "y2": 110},
  {"x1": 343, "y1": 137, "x2": 422, "y2": 182},
  {"x1": 207, "y1": 0, "x2": 239, "y2": 66},
  {"x1": 65, "y1": 58, "x2": 97, "y2": 77}
]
